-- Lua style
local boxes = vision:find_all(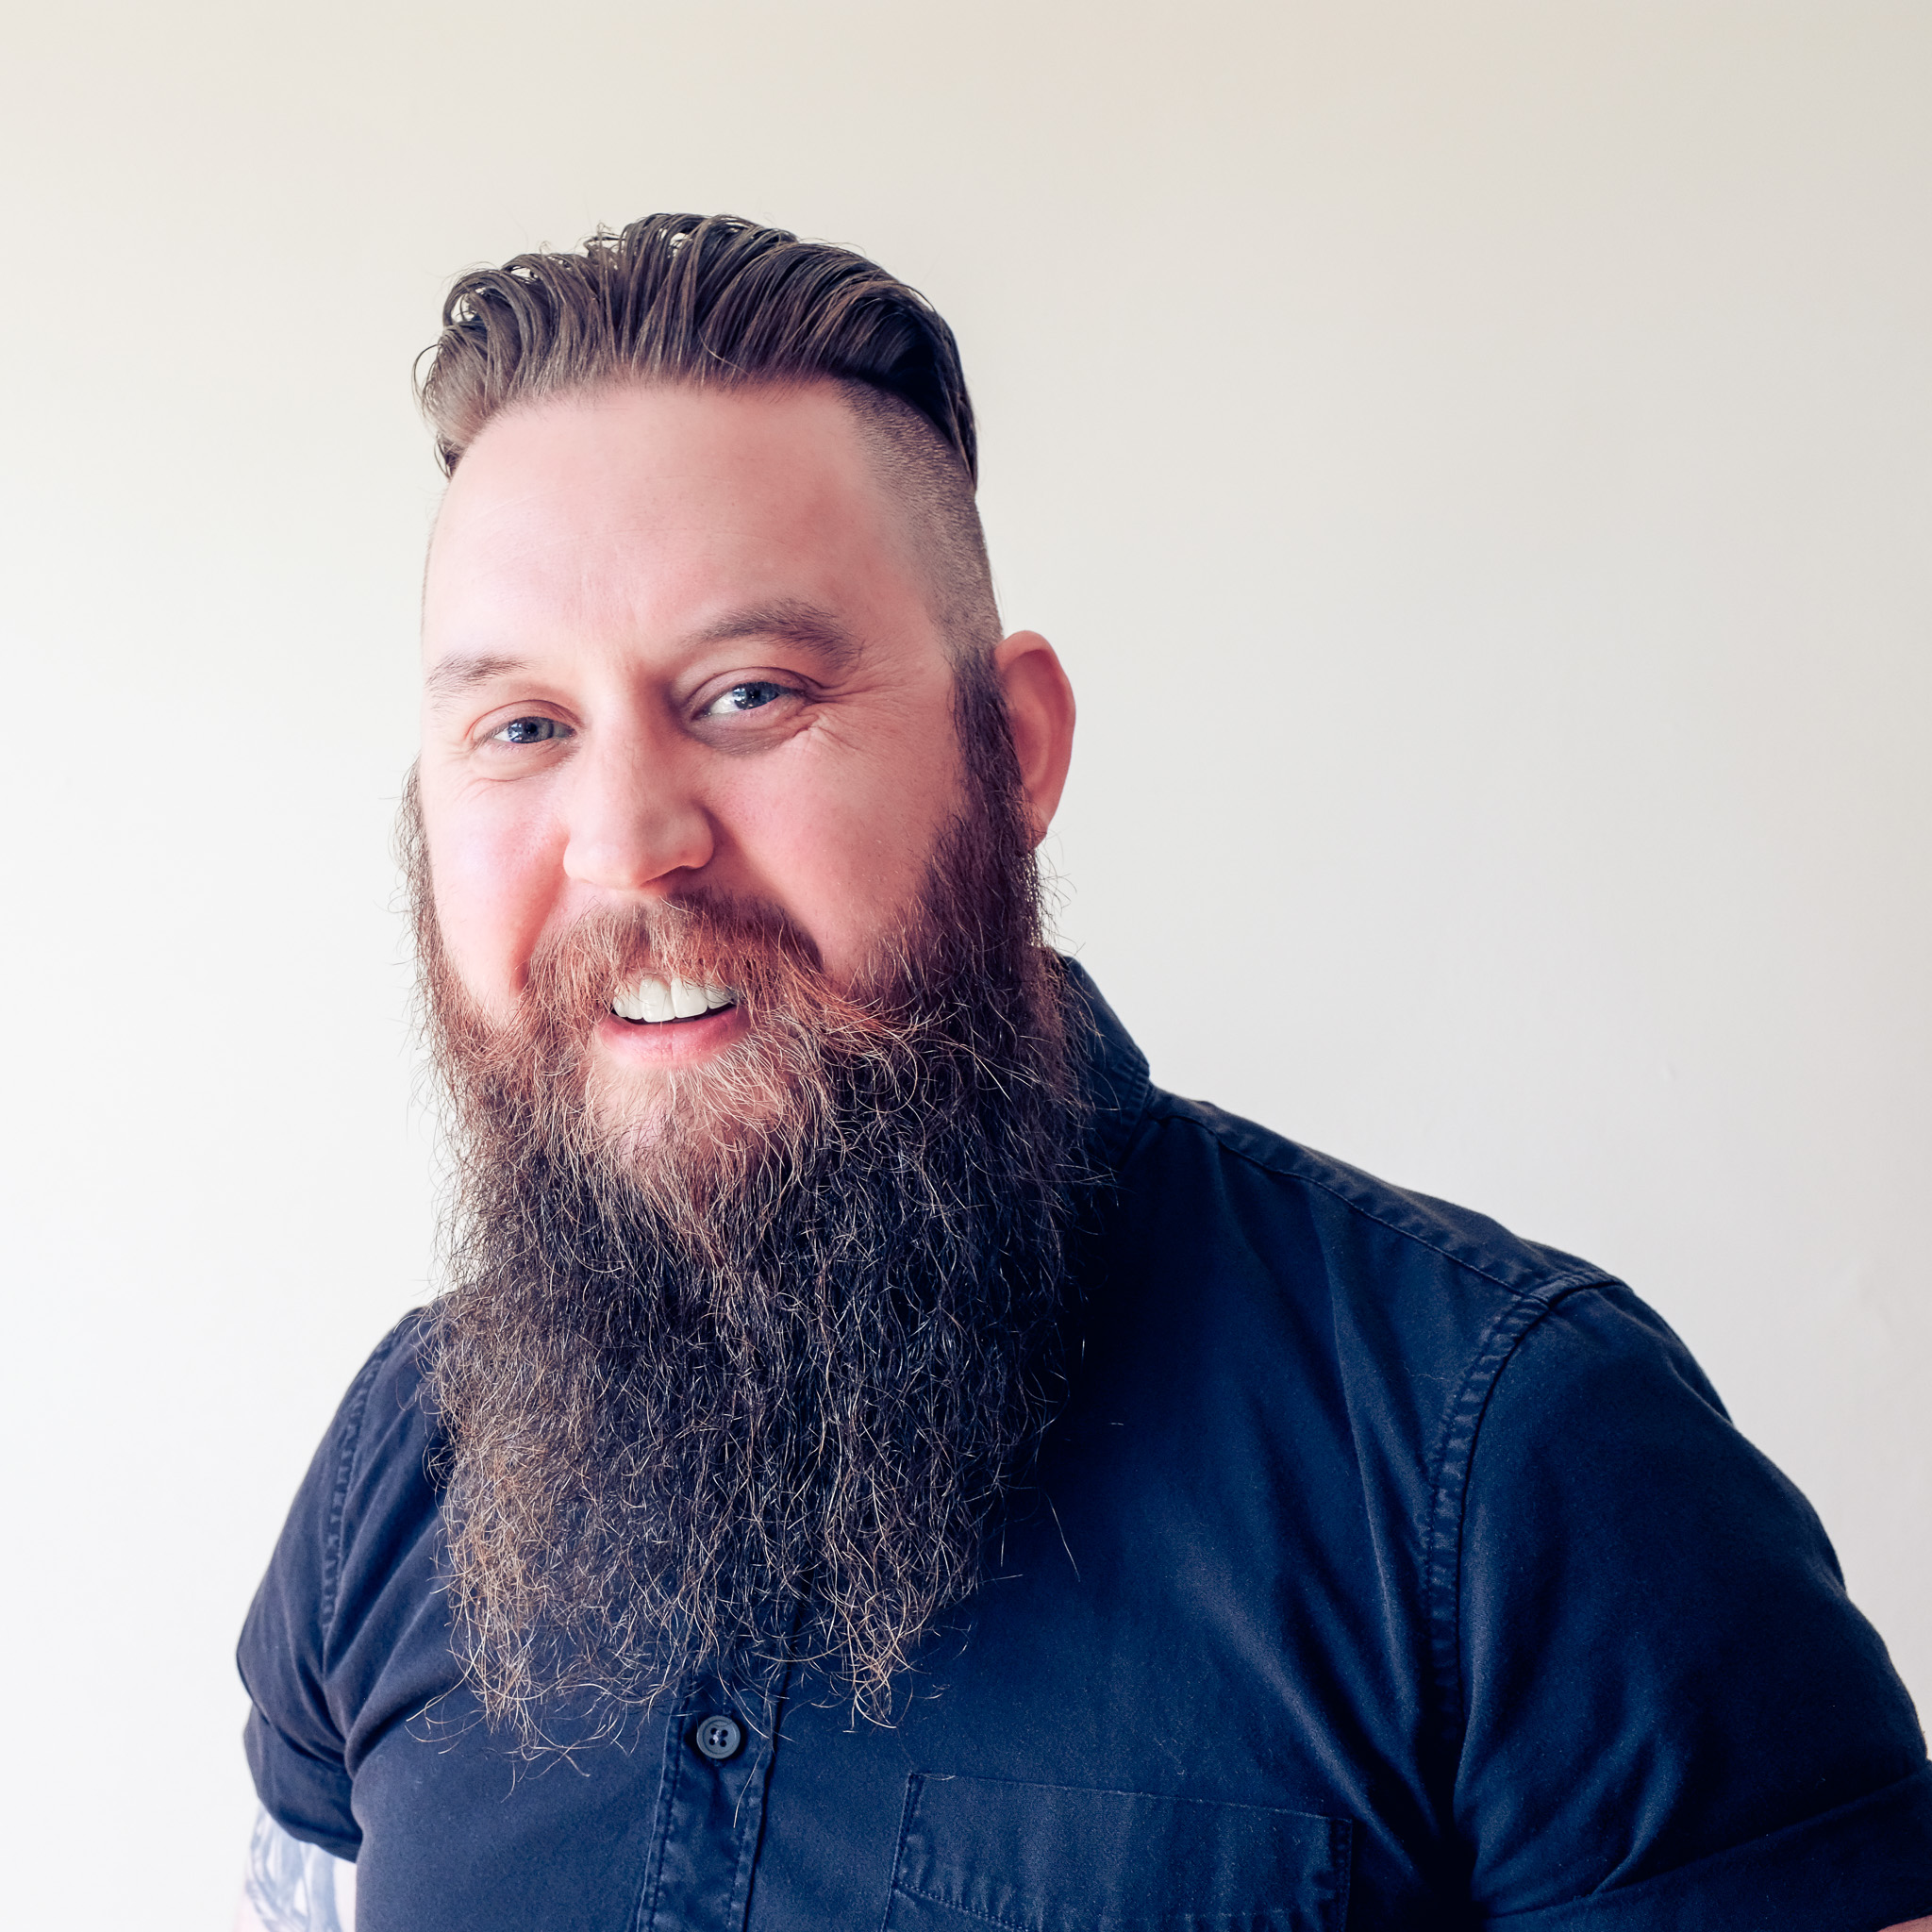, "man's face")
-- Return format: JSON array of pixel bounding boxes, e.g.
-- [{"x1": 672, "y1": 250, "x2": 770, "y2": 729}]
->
[
  {"x1": 414, "y1": 383, "x2": 1082, "y2": 1724},
  {"x1": 419, "y1": 382, "x2": 1046, "y2": 1132}
]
